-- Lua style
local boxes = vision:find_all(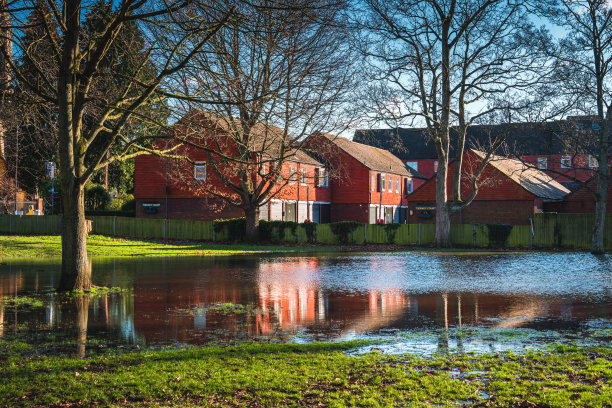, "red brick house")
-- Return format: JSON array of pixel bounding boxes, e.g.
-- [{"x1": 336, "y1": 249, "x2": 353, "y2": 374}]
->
[
  {"x1": 545, "y1": 176, "x2": 612, "y2": 214},
  {"x1": 135, "y1": 115, "x2": 331, "y2": 222},
  {"x1": 304, "y1": 133, "x2": 426, "y2": 223},
  {"x1": 405, "y1": 149, "x2": 571, "y2": 225},
  {"x1": 354, "y1": 118, "x2": 602, "y2": 186}
]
